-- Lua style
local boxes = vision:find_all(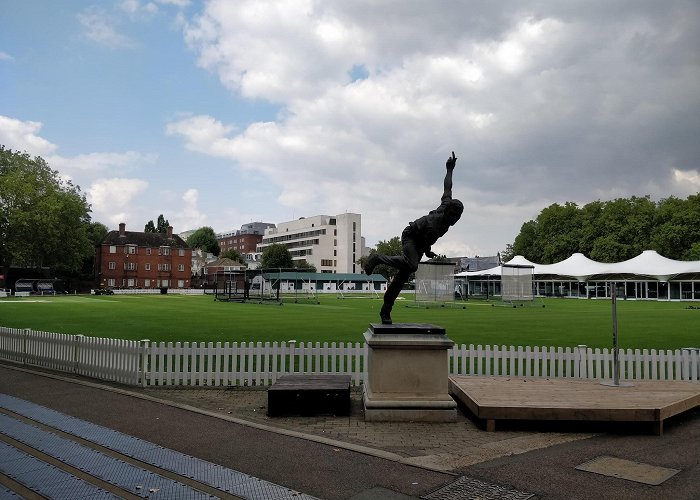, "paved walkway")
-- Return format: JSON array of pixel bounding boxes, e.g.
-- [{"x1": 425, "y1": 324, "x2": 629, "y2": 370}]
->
[{"x1": 1, "y1": 363, "x2": 699, "y2": 499}]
